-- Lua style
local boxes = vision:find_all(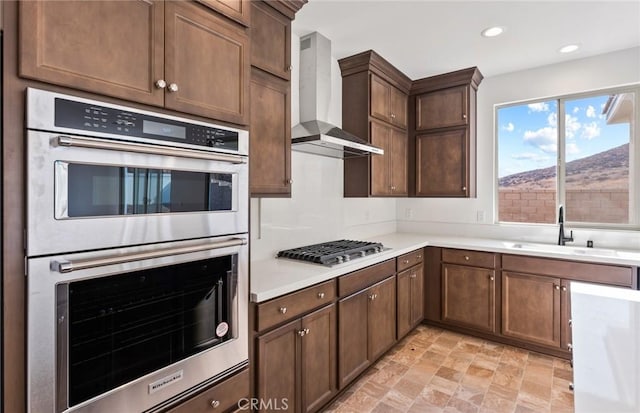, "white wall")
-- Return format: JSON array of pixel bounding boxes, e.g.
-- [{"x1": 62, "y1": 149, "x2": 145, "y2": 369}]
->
[
  {"x1": 250, "y1": 34, "x2": 396, "y2": 261},
  {"x1": 397, "y1": 47, "x2": 640, "y2": 249}
]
